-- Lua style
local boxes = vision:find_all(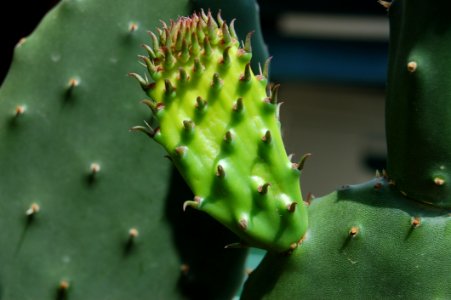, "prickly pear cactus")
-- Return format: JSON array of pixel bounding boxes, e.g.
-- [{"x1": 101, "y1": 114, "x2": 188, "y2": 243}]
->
[
  {"x1": 242, "y1": 0, "x2": 451, "y2": 298},
  {"x1": 131, "y1": 12, "x2": 308, "y2": 252},
  {"x1": 0, "y1": 0, "x2": 257, "y2": 299}
]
